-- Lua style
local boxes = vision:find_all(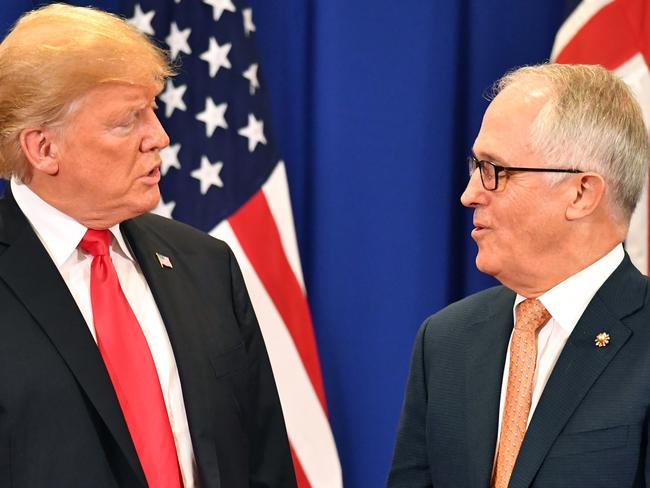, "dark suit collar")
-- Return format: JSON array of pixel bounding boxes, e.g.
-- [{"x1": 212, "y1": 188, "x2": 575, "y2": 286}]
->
[
  {"x1": 0, "y1": 192, "x2": 223, "y2": 487},
  {"x1": 465, "y1": 286, "x2": 516, "y2": 486},
  {"x1": 463, "y1": 255, "x2": 646, "y2": 487},
  {"x1": 120, "y1": 217, "x2": 223, "y2": 488},
  {"x1": 0, "y1": 189, "x2": 147, "y2": 486},
  {"x1": 510, "y1": 255, "x2": 646, "y2": 487}
]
